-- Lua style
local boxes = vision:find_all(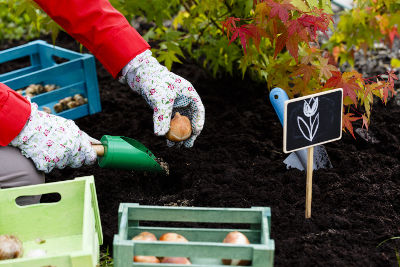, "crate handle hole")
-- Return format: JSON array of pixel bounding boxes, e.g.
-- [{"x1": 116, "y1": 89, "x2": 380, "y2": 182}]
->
[
  {"x1": 15, "y1": 192, "x2": 61, "y2": 206},
  {"x1": 52, "y1": 55, "x2": 69, "y2": 64}
]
